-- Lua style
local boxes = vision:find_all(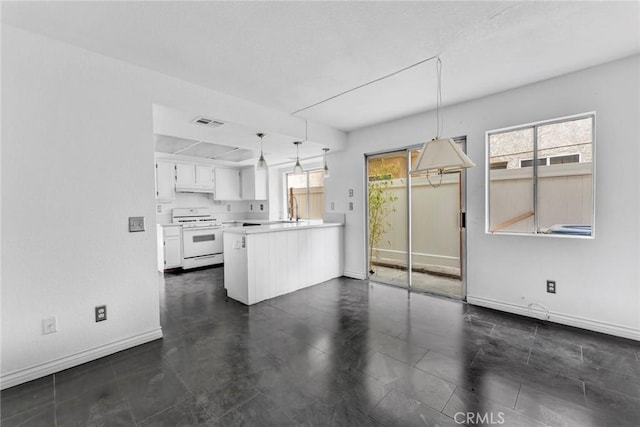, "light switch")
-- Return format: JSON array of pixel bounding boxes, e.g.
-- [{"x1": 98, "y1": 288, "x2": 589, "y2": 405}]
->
[
  {"x1": 128, "y1": 216, "x2": 145, "y2": 232},
  {"x1": 348, "y1": 189, "x2": 354, "y2": 197},
  {"x1": 349, "y1": 202, "x2": 354, "y2": 211}
]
